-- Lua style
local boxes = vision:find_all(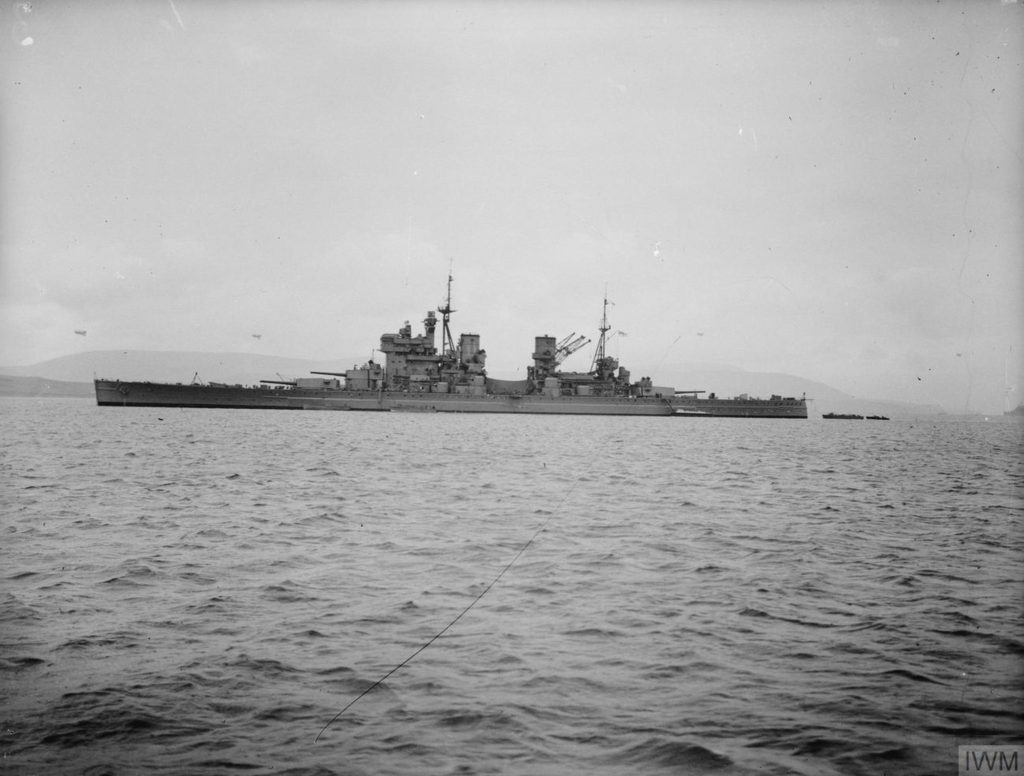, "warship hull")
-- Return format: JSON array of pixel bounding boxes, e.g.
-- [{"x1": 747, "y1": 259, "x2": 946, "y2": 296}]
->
[
  {"x1": 95, "y1": 380, "x2": 807, "y2": 418},
  {"x1": 671, "y1": 395, "x2": 808, "y2": 419},
  {"x1": 94, "y1": 380, "x2": 304, "y2": 410}
]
